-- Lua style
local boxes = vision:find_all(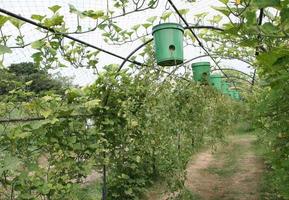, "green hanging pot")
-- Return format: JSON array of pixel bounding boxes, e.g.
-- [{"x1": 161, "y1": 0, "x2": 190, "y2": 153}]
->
[
  {"x1": 191, "y1": 62, "x2": 211, "y2": 82},
  {"x1": 210, "y1": 74, "x2": 223, "y2": 90},
  {"x1": 228, "y1": 90, "x2": 235, "y2": 98},
  {"x1": 231, "y1": 90, "x2": 241, "y2": 100},
  {"x1": 152, "y1": 23, "x2": 184, "y2": 66},
  {"x1": 236, "y1": 91, "x2": 241, "y2": 100},
  {"x1": 221, "y1": 81, "x2": 230, "y2": 95}
]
